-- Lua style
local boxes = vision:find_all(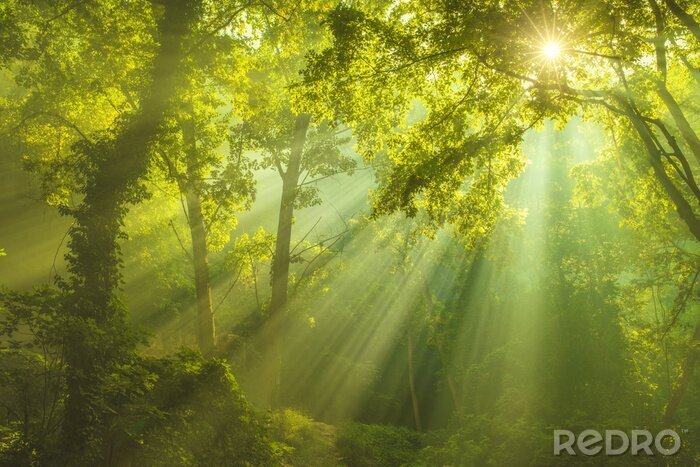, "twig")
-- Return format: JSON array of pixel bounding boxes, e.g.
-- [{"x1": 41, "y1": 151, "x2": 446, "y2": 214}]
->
[
  {"x1": 48, "y1": 221, "x2": 75, "y2": 284},
  {"x1": 213, "y1": 265, "x2": 243, "y2": 314},
  {"x1": 290, "y1": 217, "x2": 322, "y2": 256}
]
